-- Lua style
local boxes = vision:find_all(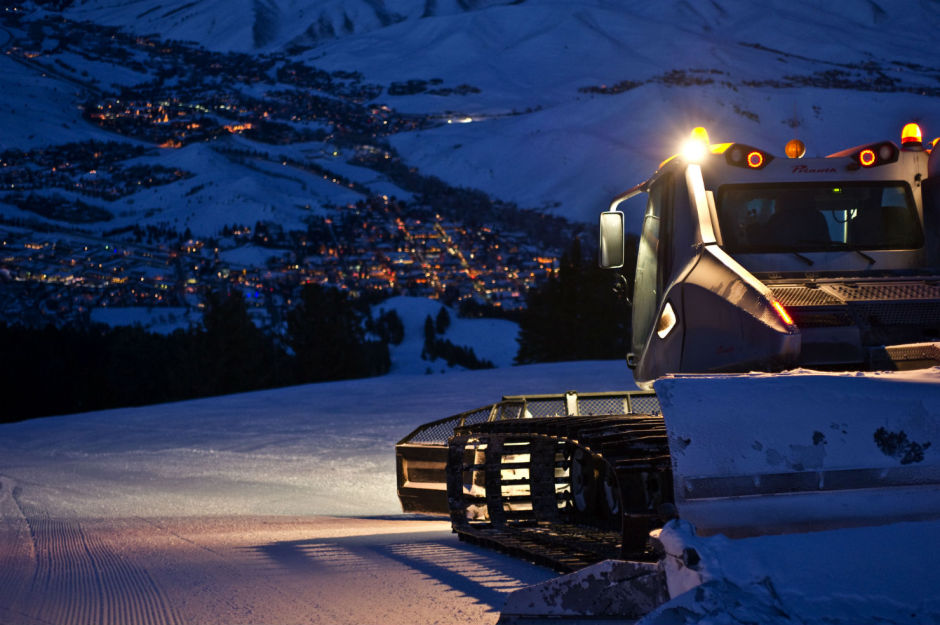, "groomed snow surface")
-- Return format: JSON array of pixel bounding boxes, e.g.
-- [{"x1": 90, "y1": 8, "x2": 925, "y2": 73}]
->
[
  {"x1": 0, "y1": 362, "x2": 622, "y2": 625},
  {"x1": 1, "y1": 362, "x2": 939, "y2": 624}
]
